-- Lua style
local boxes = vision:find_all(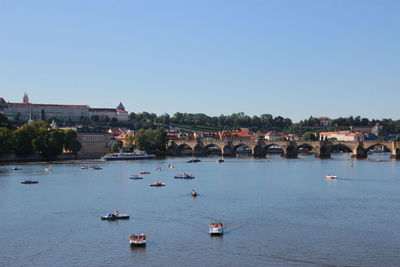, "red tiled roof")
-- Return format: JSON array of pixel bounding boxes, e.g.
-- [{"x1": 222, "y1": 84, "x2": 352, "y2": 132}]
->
[{"x1": 8, "y1": 102, "x2": 89, "y2": 109}]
